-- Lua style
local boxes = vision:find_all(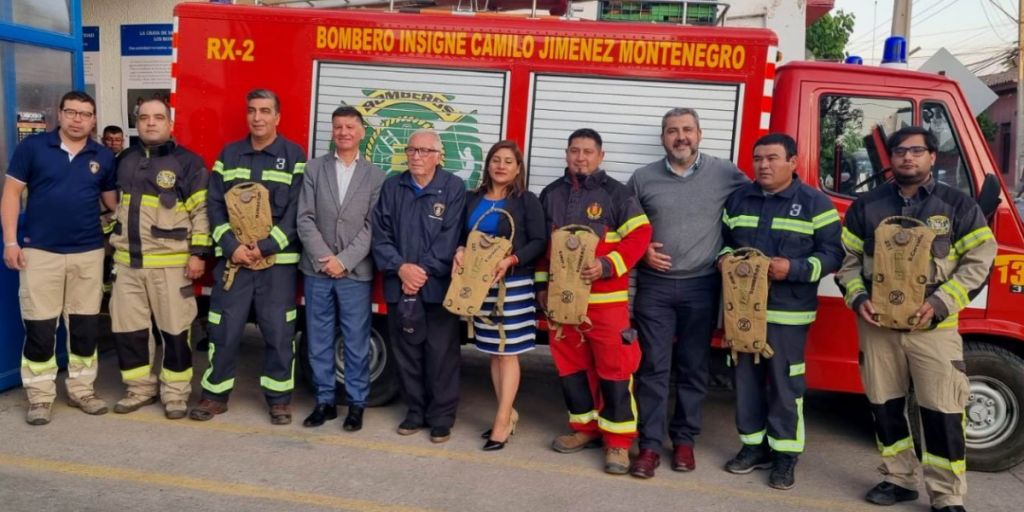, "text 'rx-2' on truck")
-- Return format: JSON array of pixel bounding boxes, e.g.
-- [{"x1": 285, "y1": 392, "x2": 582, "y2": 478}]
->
[{"x1": 169, "y1": 0, "x2": 1024, "y2": 472}]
